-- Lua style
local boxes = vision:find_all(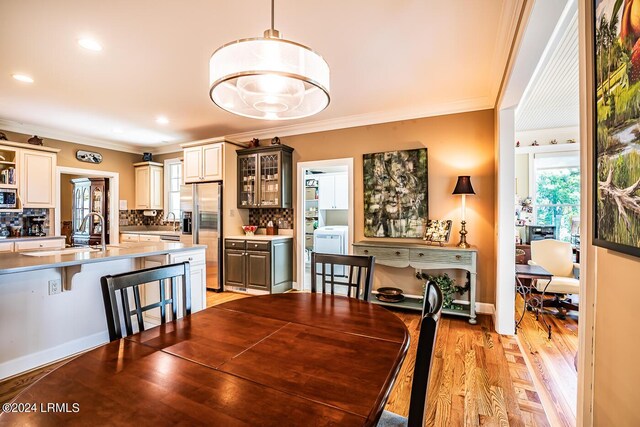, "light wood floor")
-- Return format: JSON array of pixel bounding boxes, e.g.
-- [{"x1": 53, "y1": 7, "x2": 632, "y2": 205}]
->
[
  {"x1": 513, "y1": 294, "x2": 578, "y2": 427},
  {"x1": 1, "y1": 291, "x2": 569, "y2": 427}
]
